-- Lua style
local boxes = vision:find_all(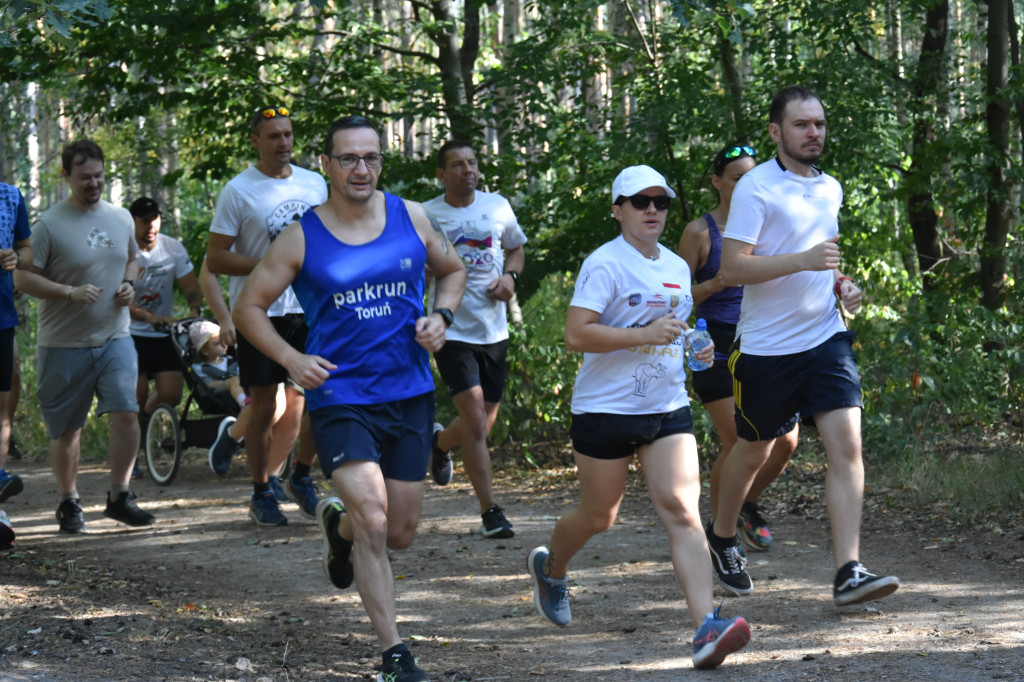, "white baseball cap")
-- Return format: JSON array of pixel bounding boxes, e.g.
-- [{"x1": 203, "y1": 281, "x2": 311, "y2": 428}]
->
[{"x1": 611, "y1": 165, "x2": 677, "y2": 203}]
